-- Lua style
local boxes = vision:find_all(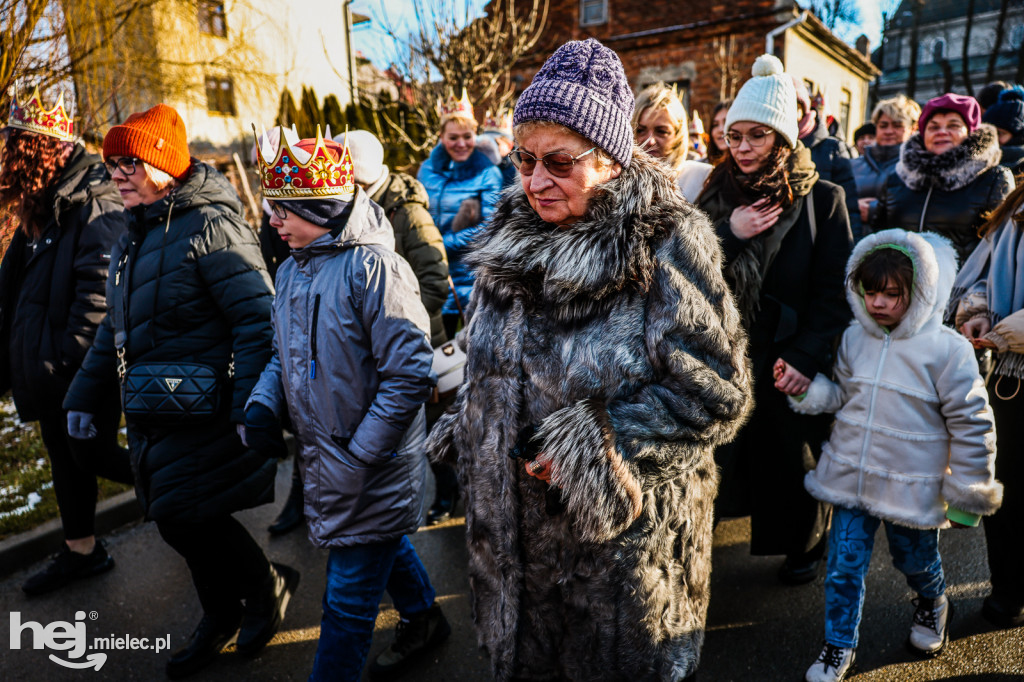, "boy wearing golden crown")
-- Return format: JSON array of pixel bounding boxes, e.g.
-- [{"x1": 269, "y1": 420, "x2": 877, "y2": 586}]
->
[
  {"x1": 0, "y1": 88, "x2": 134, "y2": 596},
  {"x1": 246, "y1": 126, "x2": 449, "y2": 682}
]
